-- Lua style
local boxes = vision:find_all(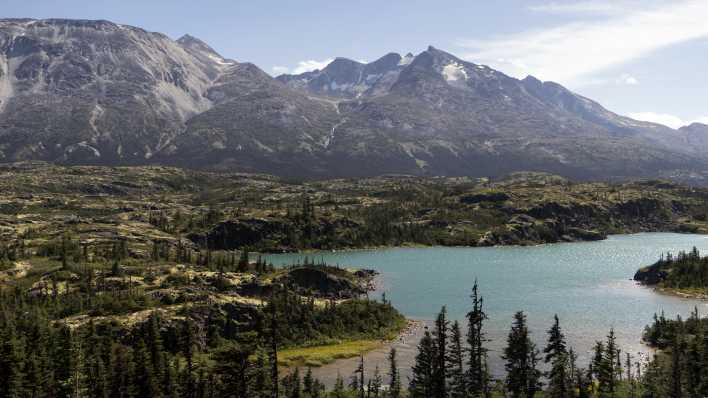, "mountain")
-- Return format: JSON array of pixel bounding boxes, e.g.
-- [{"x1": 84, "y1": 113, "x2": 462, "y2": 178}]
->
[
  {"x1": 0, "y1": 18, "x2": 218, "y2": 163},
  {"x1": 276, "y1": 52, "x2": 411, "y2": 98},
  {"x1": 0, "y1": 19, "x2": 706, "y2": 182},
  {"x1": 277, "y1": 46, "x2": 707, "y2": 179}
]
